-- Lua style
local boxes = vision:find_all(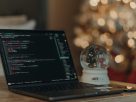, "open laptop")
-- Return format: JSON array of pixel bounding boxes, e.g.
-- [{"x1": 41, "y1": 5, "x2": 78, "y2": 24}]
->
[{"x1": 0, "y1": 29, "x2": 127, "y2": 101}]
